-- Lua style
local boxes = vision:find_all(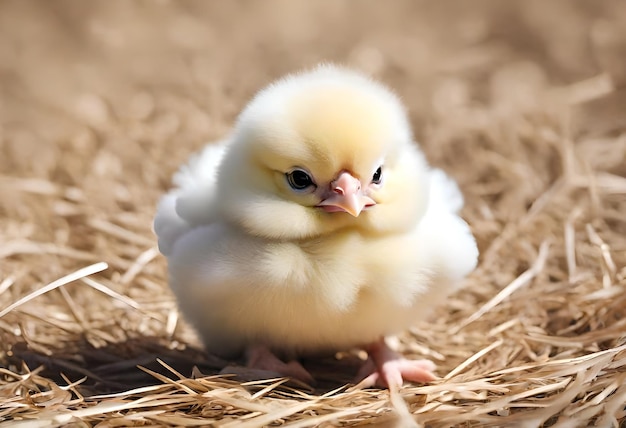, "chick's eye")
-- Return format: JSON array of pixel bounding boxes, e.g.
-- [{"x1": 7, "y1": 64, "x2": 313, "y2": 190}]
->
[
  {"x1": 372, "y1": 166, "x2": 383, "y2": 184},
  {"x1": 286, "y1": 169, "x2": 315, "y2": 191}
]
